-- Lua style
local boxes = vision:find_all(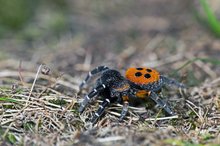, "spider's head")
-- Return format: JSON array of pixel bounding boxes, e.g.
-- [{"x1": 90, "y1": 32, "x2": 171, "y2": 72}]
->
[{"x1": 110, "y1": 81, "x2": 130, "y2": 98}]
